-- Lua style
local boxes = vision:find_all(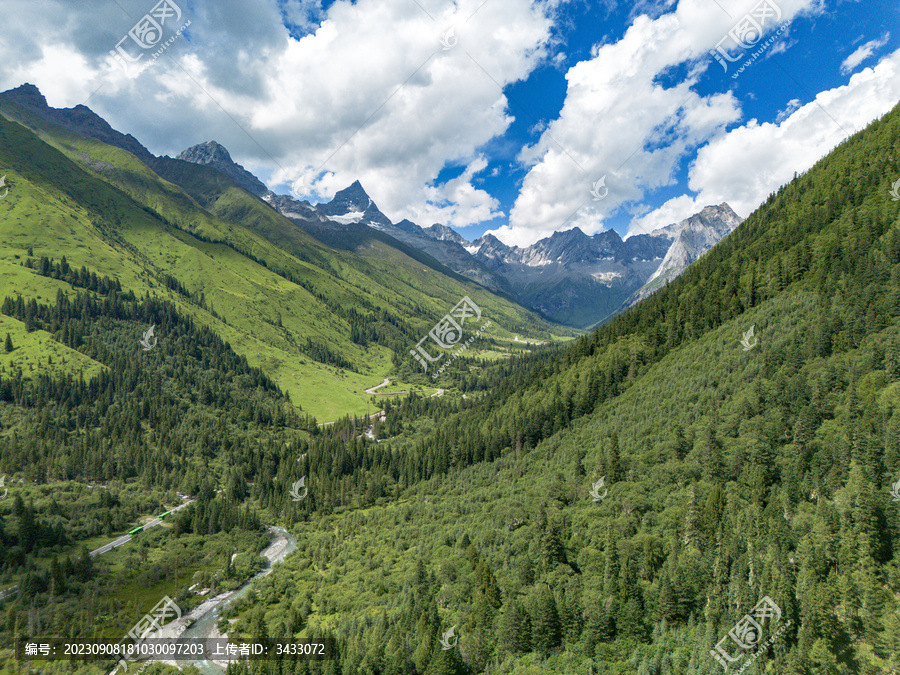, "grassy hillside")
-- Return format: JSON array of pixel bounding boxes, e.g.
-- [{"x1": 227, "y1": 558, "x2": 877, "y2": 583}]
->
[{"x1": 0, "y1": 103, "x2": 565, "y2": 420}]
